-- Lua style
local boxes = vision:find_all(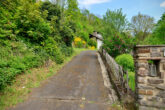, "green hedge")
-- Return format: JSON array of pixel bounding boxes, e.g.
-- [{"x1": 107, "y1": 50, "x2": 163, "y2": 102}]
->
[
  {"x1": 115, "y1": 54, "x2": 134, "y2": 71},
  {"x1": 115, "y1": 54, "x2": 135, "y2": 91}
]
